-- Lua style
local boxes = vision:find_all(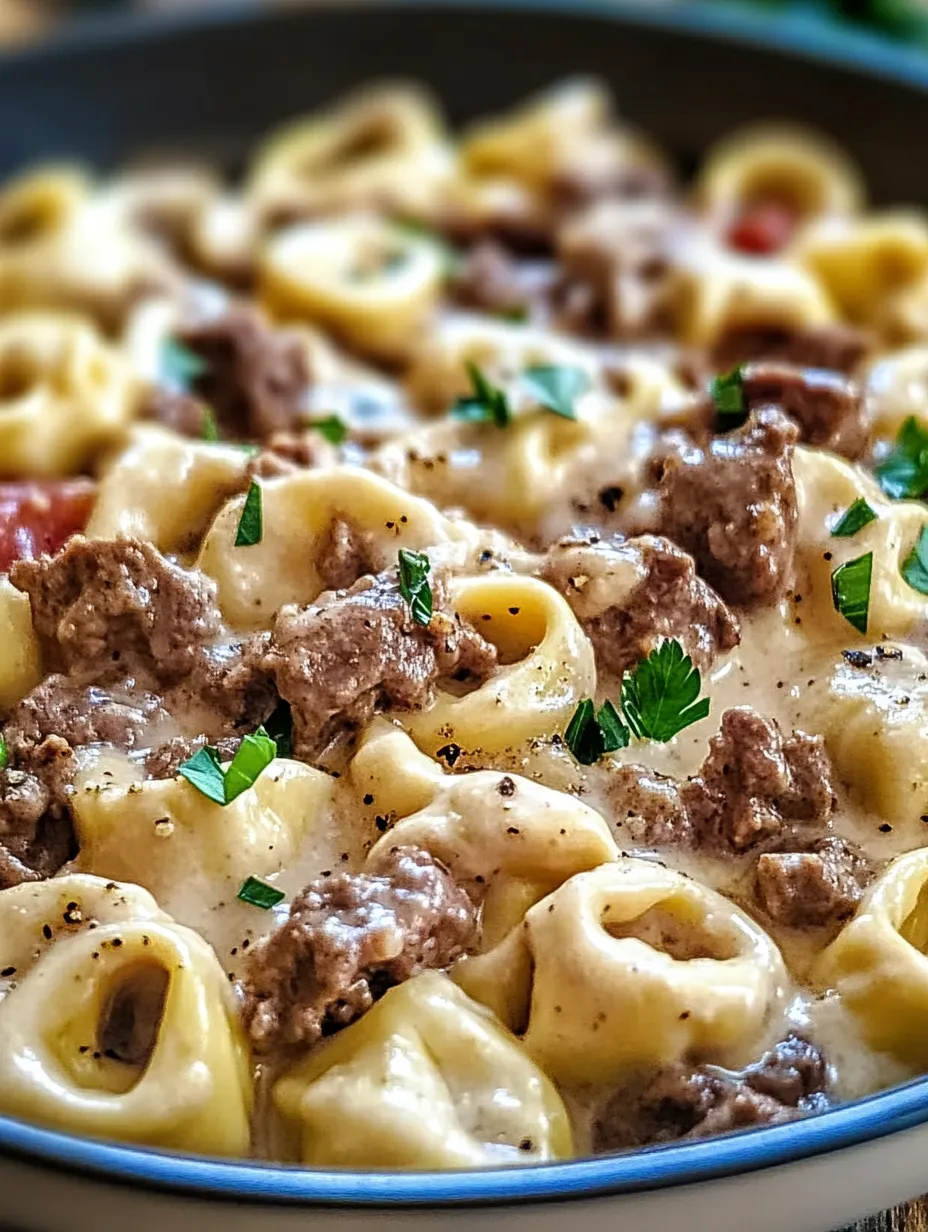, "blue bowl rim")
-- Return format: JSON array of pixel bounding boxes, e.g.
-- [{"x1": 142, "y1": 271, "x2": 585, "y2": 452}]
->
[{"x1": 3, "y1": 0, "x2": 928, "y2": 1208}]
